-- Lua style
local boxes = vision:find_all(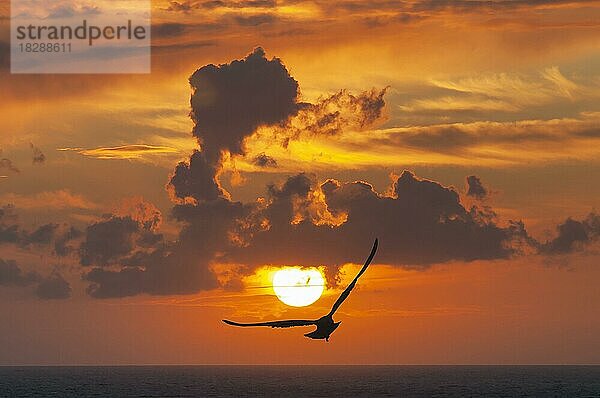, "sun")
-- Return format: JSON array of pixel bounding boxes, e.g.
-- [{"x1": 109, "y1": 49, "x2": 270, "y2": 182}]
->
[{"x1": 272, "y1": 267, "x2": 325, "y2": 307}]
